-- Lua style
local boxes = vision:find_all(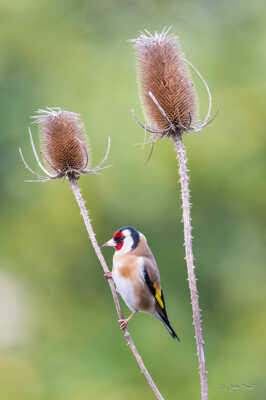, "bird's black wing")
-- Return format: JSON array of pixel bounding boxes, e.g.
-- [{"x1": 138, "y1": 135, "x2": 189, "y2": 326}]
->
[
  {"x1": 143, "y1": 266, "x2": 166, "y2": 315},
  {"x1": 143, "y1": 266, "x2": 180, "y2": 340}
]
